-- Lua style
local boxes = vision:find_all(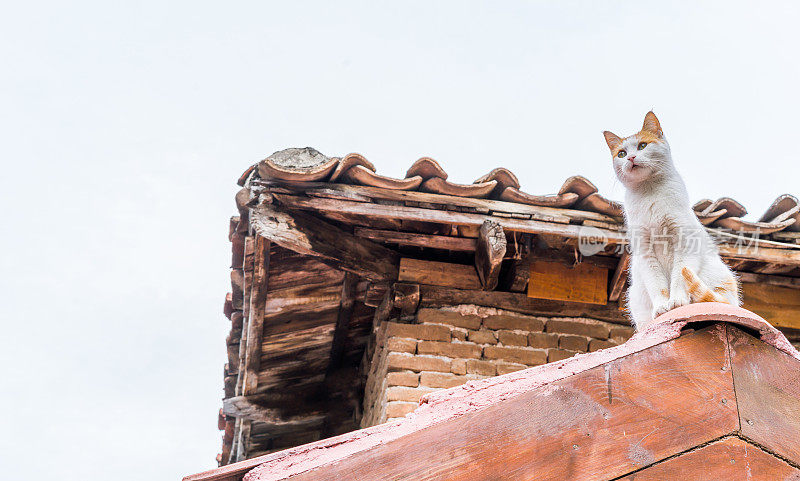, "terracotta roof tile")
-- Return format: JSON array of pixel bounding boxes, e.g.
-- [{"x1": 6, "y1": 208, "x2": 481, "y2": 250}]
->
[{"x1": 245, "y1": 148, "x2": 800, "y2": 238}]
